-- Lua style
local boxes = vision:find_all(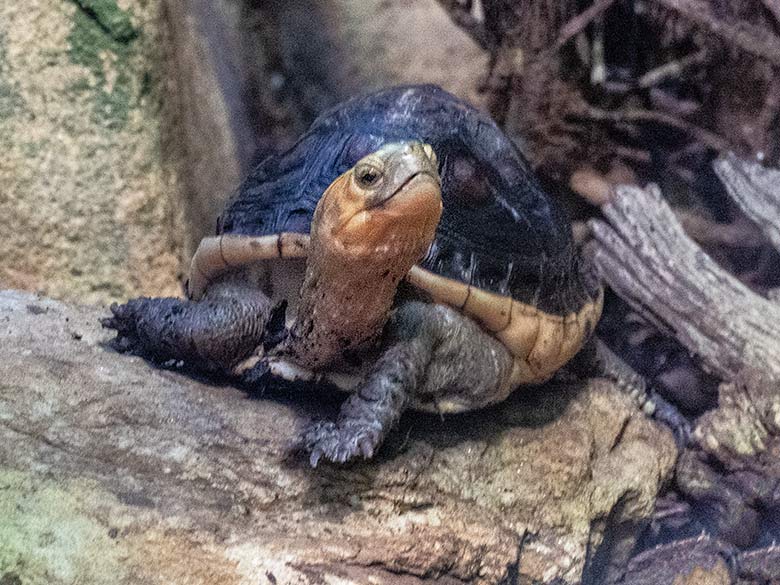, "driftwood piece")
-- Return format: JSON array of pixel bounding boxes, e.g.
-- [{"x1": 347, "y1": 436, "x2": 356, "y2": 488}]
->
[
  {"x1": 714, "y1": 153, "x2": 780, "y2": 253},
  {"x1": 587, "y1": 180, "x2": 780, "y2": 382},
  {"x1": 0, "y1": 291, "x2": 676, "y2": 585}
]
